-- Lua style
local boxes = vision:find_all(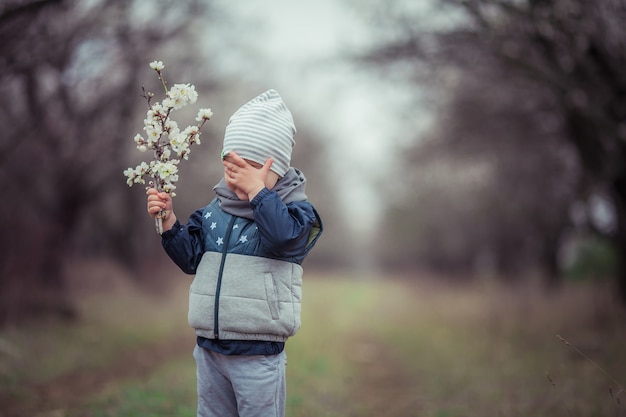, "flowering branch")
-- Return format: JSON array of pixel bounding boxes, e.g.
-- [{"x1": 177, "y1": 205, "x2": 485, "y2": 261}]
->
[{"x1": 123, "y1": 60, "x2": 213, "y2": 234}]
